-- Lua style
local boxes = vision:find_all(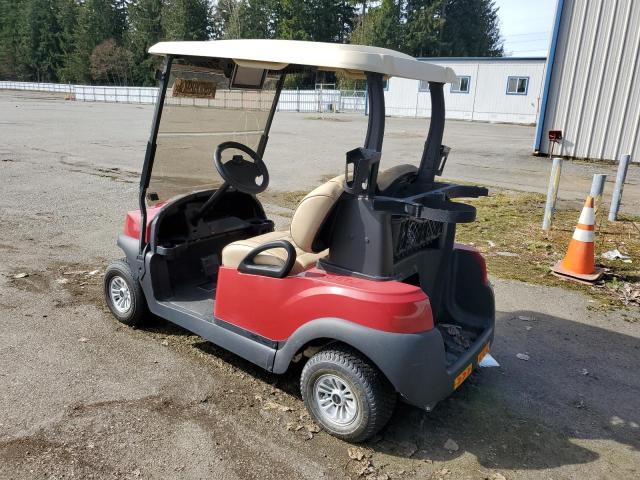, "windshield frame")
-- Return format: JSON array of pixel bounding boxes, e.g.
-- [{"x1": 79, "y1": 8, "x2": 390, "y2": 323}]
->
[{"x1": 136, "y1": 55, "x2": 284, "y2": 254}]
